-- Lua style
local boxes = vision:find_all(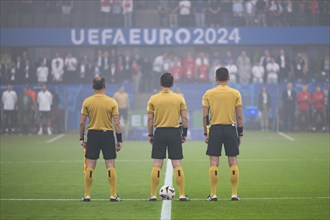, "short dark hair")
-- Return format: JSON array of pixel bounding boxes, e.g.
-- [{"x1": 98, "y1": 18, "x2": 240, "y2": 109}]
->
[
  {"x1": 160, "y1": 73, "x2": 173, "y2": 88},
  {"x1": 93, "y1": 76, "x2": 106, "y2": 90},
  {"x1": 216, "y1": 67, "x2": 229, "y2": 82}
]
